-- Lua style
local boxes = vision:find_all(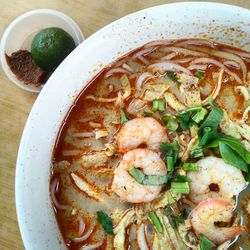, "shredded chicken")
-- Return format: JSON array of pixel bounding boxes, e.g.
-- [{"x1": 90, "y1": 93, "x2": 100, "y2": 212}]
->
[
  {"x1": 71, "y1": 173, "x2": 100, "y2": 200},
  {"x1": 202, "y1": 69, "x2": 224, "y2": 105},
  {"x1": 181, "y1": 135, "x2": 199, "y2": 162}
]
